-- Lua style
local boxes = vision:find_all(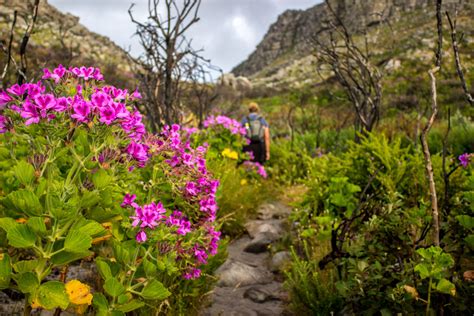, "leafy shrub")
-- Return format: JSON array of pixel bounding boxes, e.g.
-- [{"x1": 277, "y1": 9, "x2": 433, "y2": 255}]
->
[
  {"x1": 0, "y1": 65, "x2": 221, "y2": 315},
  {"x1": 288, "y1": 133, "x2": 472, "y2": 314}
]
